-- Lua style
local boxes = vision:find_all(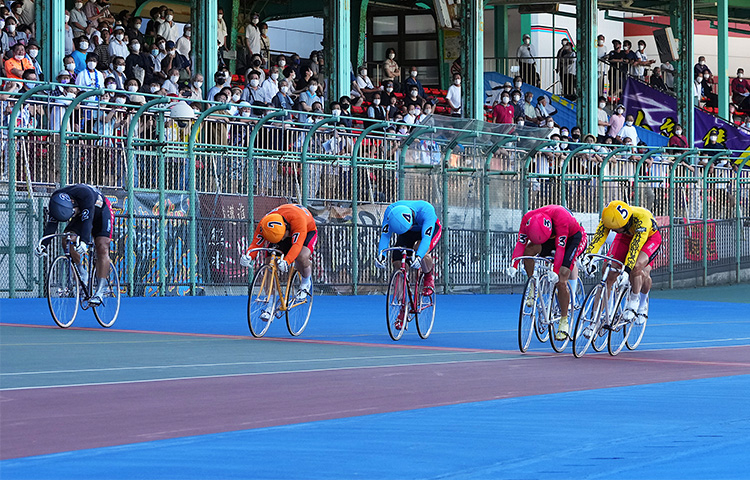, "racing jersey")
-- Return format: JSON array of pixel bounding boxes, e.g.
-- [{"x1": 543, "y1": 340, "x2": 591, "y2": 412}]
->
[
  {"x1": 248, "y1": 204, "x2": 317, "y2": 263},
  {"x1": 378, "y1": 200, "x2": 439, "y2": 259},
  {"x1": 587, "y1": 205, "x2": 659, "y2": 272},
  {"x1": 511, "y1": 205, "x2": 586, "y2": 273},
  {"x1": 42, "y1": 184, "x2": 106, "y2": 245}
]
